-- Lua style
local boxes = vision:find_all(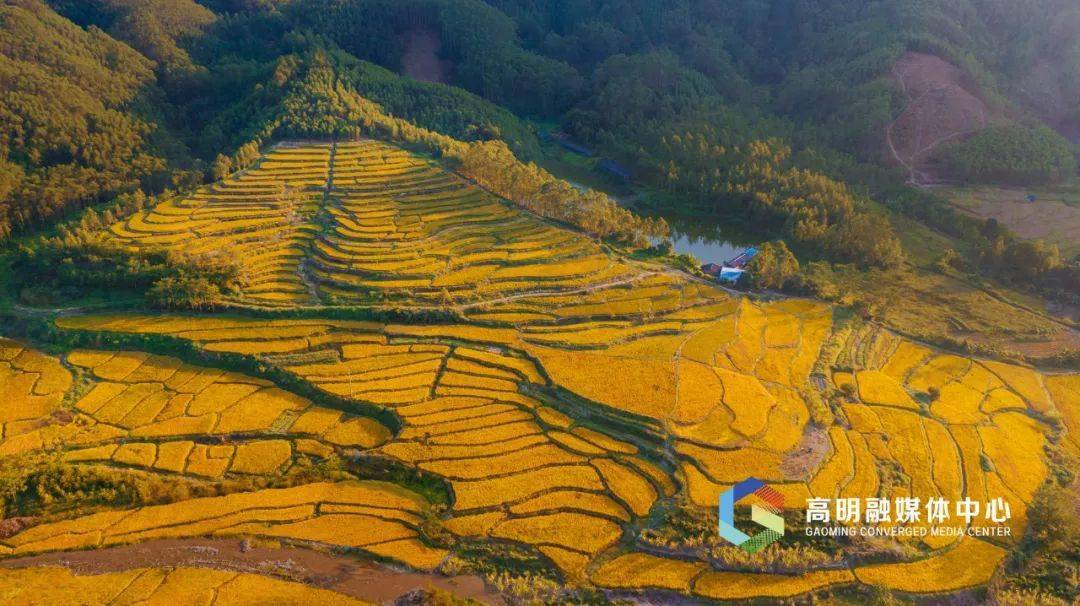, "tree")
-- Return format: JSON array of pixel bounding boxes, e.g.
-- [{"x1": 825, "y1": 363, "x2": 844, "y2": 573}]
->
[
  {"x1": 745, "y1": 240, "x2": 800, "y2": 290},
  {"x1": 211, "y1": 154, "x2": 233, "y2": 181},
  {"x1": 147, "y1": 273, "x2": 223, "y2": 310},
  {"x1": 939, "y1": 125, "x2": 1077, "y2": 186}
]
